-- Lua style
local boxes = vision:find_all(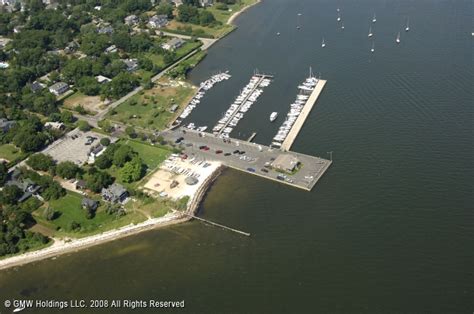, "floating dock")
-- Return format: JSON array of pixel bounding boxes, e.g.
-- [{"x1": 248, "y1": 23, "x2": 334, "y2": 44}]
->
[
  {"x1": 280, "y1": 79, "x2": 327, "y2": 151},
  {"x1": 247, "y1": 132, "x2": 257, "y2": 142}
]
